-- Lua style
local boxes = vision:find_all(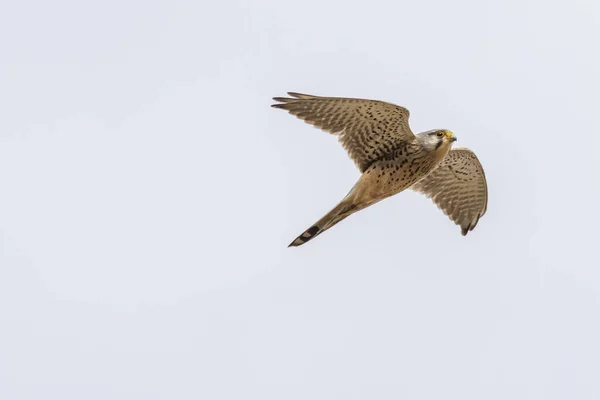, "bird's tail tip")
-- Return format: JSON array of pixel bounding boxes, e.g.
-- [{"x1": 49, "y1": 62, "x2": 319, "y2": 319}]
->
[
  {"x1": 286, "y1": 196, "x2": 360, "y2": 248},
  {"x1": 287, "y1": 226, "x2": 320, "y2": 248}
]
